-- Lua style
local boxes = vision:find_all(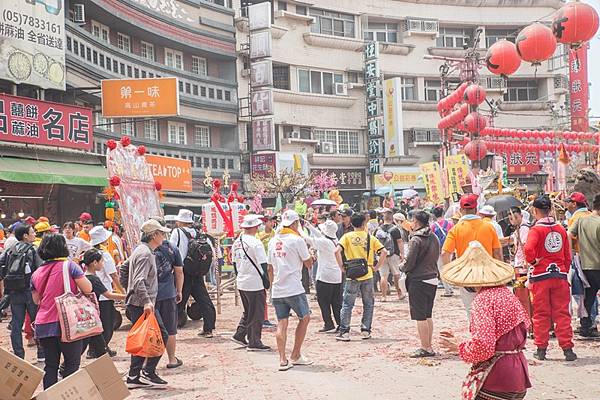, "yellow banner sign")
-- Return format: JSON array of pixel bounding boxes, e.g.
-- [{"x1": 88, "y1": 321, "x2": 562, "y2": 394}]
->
[
  {"x1": 445, "y1": 154, "x2": 470, "y2": 195},
  {"x1": 420, "y1": 162, "x2": 443, "y2": 204},
  {"x1": 373, "y1": 170, "x2": 421, "y2": 189}
]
